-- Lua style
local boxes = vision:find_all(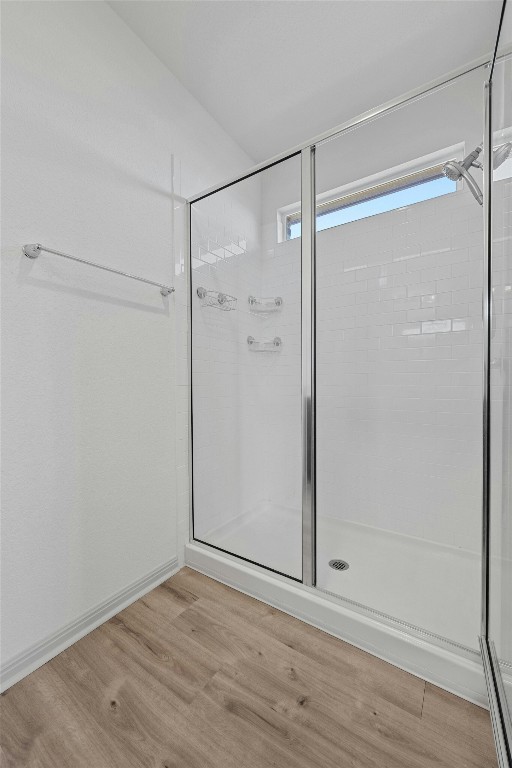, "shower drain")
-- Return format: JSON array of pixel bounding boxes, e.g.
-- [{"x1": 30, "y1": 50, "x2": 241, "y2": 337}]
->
[{"x1": 328, "y1": 559, "x2": 349, "y2": 572}]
